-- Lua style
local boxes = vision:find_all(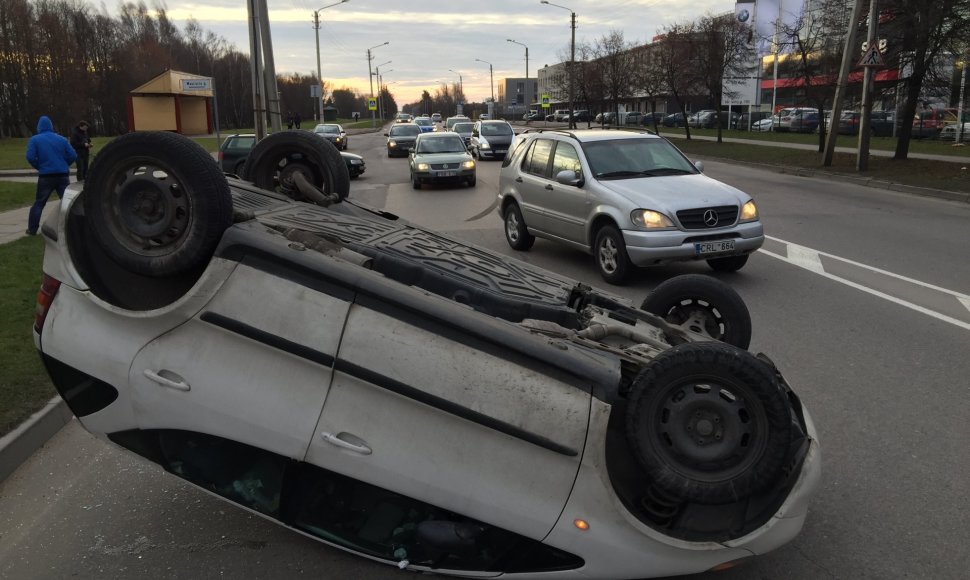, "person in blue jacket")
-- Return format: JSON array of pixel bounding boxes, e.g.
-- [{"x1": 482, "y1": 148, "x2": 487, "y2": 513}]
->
[{"x1": 25, "y1": 116, "x2": 76, "y2": 235}]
